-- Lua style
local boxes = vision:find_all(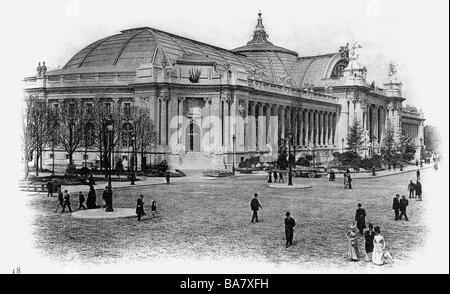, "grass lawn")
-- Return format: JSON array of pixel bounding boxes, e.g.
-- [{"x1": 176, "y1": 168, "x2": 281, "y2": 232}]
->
[{"x1": 28, "y1": 169, "x2": 429, "y2": 271}]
